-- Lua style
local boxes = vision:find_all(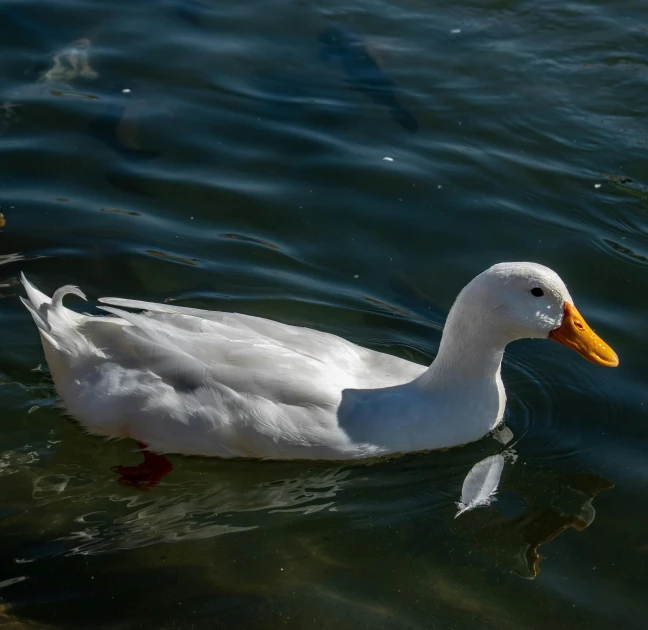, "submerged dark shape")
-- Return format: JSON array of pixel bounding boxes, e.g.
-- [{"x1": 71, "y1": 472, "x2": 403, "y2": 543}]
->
[
  {"x1": 88, "y1": 84, "x2": 163, "y2": 160},
  {"x1": 159, "y1": 0, "x2": 209, "y2": 26},
  {"x1": 318, "y1": 26, "x2": 419, "y2": 132}
]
